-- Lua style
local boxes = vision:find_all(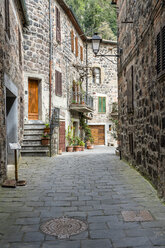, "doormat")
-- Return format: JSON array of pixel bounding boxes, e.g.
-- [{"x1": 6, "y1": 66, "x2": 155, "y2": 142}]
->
[
  {"x1": 40, "y1": 217, "x2": 88, "y2": 239},
  {"x1": 1, "y1": 180, "x2": 16, "y2": 188},
  {"x1": 122, "y1": 210, "x2": 153, "y2": 222}
]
